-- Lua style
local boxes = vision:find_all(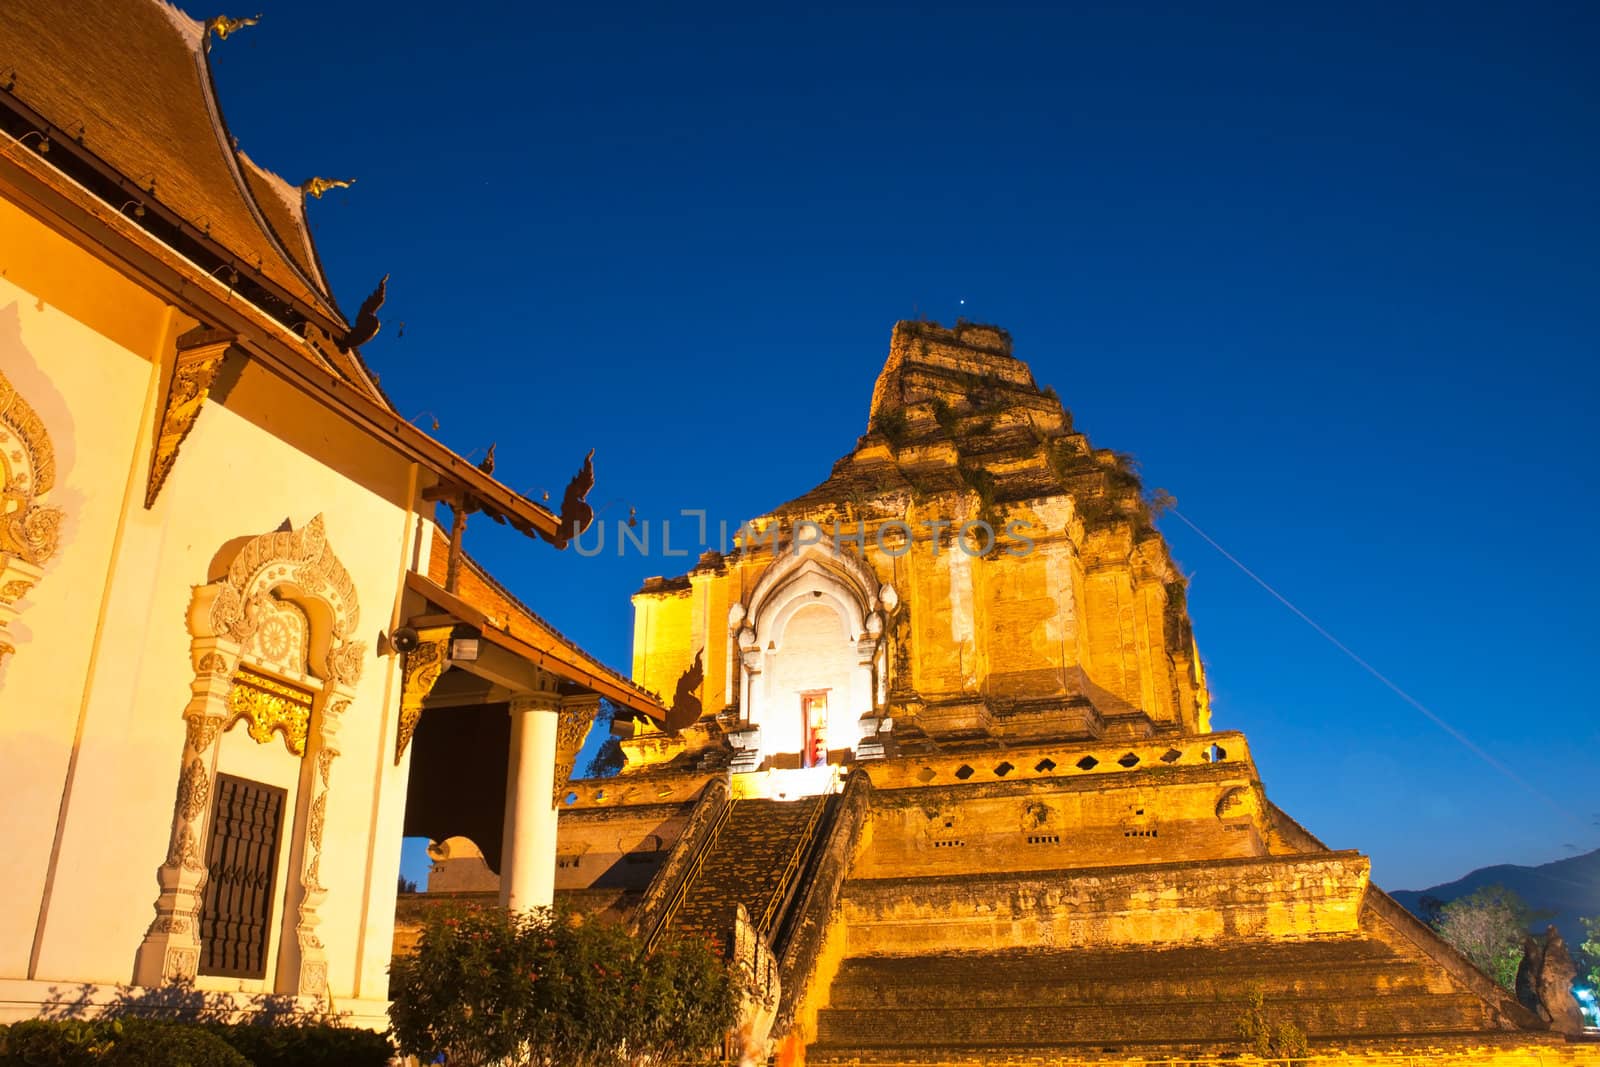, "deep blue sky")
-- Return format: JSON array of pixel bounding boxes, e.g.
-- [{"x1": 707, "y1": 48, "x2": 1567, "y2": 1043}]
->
[{"x1": 204, "y1": 1, "x2": 1598, "y2": 891}]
